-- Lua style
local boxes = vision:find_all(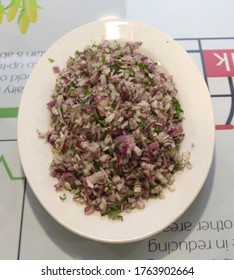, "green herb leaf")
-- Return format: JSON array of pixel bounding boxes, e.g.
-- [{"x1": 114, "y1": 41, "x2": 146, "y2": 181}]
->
[
  {"x1": 110, "y1": 64, "x2": 122, "y2": 72},
  {"x1": 124, "y1": 190, "x2": 134, "y2": 197},
  {"x1": 59, "y1": 193, "x2": 67, "y2": 201},
  {"x1": 75, "y1": 50, "x2": 80, "y2": 57},
  {"x1": 102, "y1": 54, "x2": 106, "y2": 64},
  {"x1": 106, "y1": 204, "x2": 120, "y2": 214},
  {"x1": 137, "y1": 62, "x2": 147, "y2": 72},
  {"x1": 137, "y1": 119, "x2": 147, "y2": 130},
  {"x1": 172, "y1": 99, "x2": 184, "y2": 114},
  {"x1": 98, "y1": 120, "x2": 107, "y2": 127},
  {"x1": 173, "y1": 161, "x2": 183, "y2": 171},
  {"x1": 129, "y1": 68, "x2": 136, "y2": 77},
  {"x1": 102, "y1": 204, "x2": 122, "y2": 220},
  {"x1": 84, "y1": 88, "x2": 90, "y2": 95},
  {"x1": 92, "y1": 110, "x2": 99, "y2": 121},
  {"x1": 154, "y1": 127, "x2": 162, "y2": 133}
]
